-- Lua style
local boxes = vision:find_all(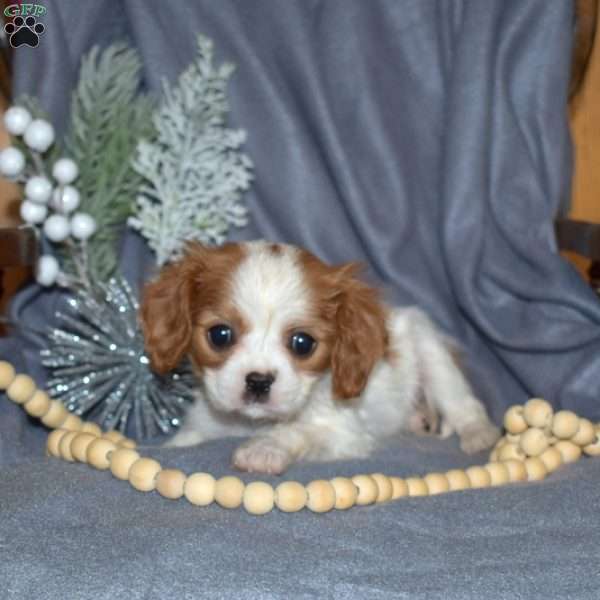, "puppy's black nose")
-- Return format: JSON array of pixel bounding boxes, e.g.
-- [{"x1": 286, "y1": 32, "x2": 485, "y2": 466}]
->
[{"x1": 245, "y1": 371, "x2": 275, "y2": 402}]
